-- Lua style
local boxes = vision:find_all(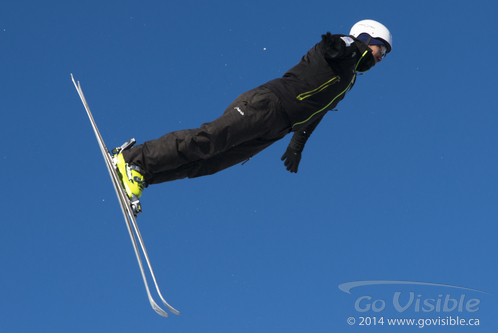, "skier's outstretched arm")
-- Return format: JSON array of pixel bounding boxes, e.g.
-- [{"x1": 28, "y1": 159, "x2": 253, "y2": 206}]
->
[{"x1": 281, "y1": 116, "x2": 323, "y2": 173}]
